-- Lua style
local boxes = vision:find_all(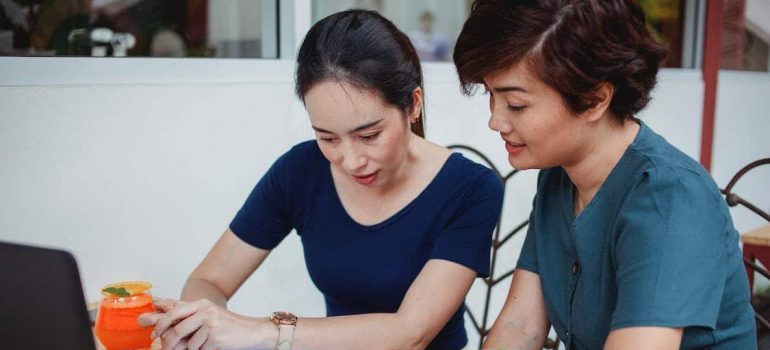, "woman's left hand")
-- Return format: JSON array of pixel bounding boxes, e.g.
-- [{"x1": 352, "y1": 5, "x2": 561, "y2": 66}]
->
[{"x1": 138, "y1": 298, "x2": 277, "y2": 350}]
